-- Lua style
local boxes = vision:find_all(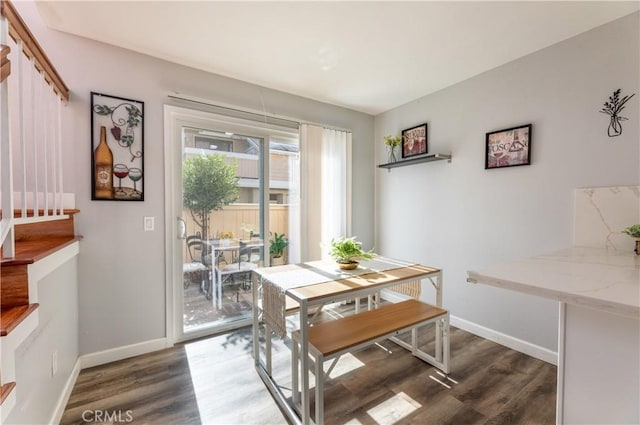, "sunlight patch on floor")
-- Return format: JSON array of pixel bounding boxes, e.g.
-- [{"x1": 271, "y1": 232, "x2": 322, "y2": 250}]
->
[
  {"x1": 429, "y1": 374, "x2": 451, "y2": 389},
  {"x1": 326, "y1": 353, "x2": 365, "y2": 379},
  {"x1": 429, "y1": 370, "x2": 458, "y2": 389},
  {"x1": 367, "y1": 391, "x2": 421, "y2": 424},
  {"x1": 184, "y1": 339, "x2": 214, "y2": 423}
]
